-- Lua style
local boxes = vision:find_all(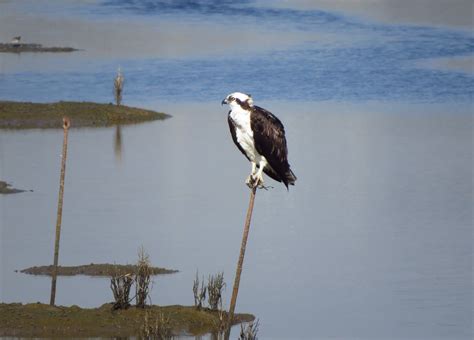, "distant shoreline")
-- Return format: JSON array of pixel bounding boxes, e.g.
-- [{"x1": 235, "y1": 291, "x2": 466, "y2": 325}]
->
[
  {"x1": 0, "y1": 101, "x2": 170, "y2": 129},
  {"x1": 20, "y1": 263, "x2": 178, "y2": 277},
  {"x1": 0, "y1": 43, "x2": 78, "y2": 53}
]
